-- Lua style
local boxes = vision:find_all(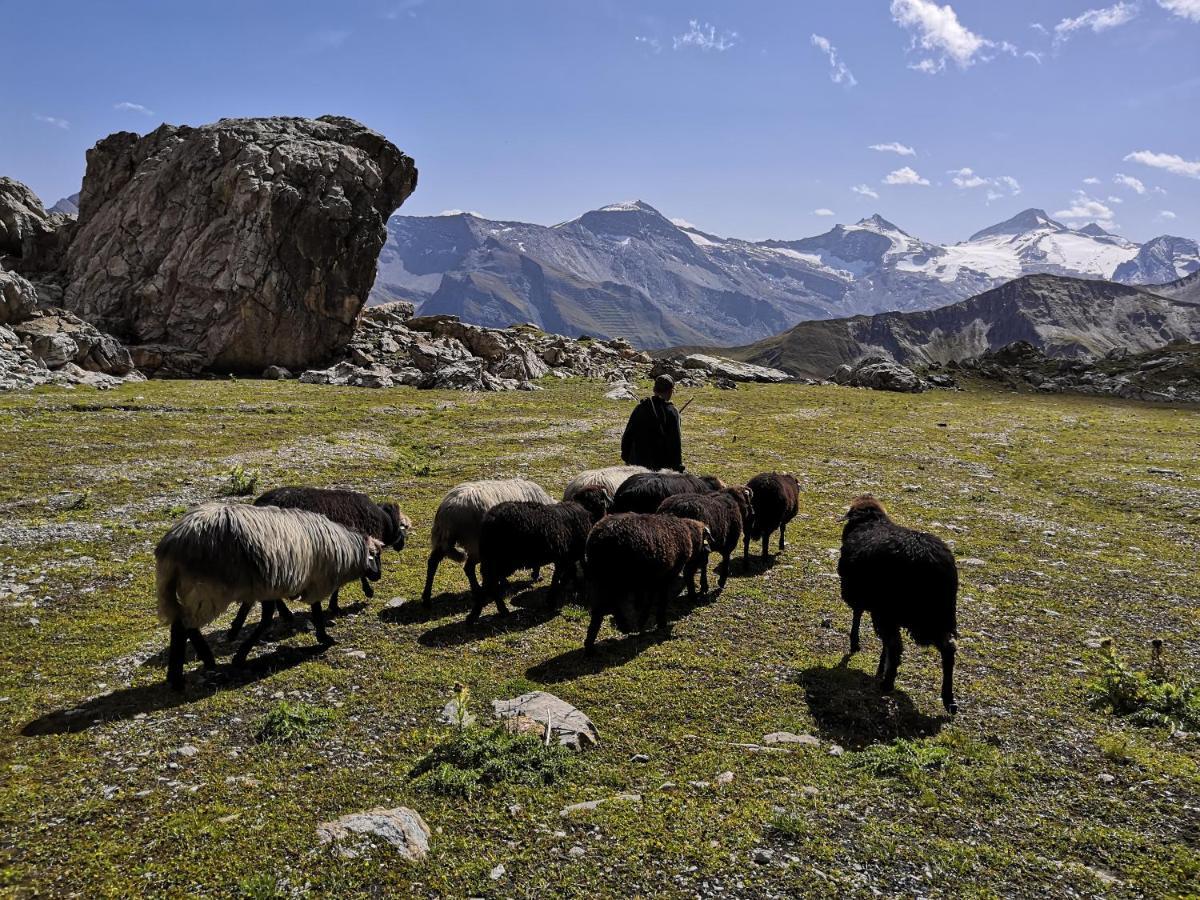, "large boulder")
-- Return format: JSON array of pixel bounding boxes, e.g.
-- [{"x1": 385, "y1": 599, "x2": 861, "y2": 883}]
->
[
  {"x1": 0, "y1": 269, "x2": 38, "y2": 326},
  {"x1": 11, "y1": 309, "x2": 136, "y2": 375},
  {"x1": 680, "y1": 353, "x2": 790, "y2": 383},
  {"x1": 63, "y1": 116, "x2": 418, "y2": 374},
  {"x1": 838, "y1": 357, "x2": 927, "y2": 393},
  {"x1": 0, "y1": 178, "x2": 73, "y2": 273}
]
